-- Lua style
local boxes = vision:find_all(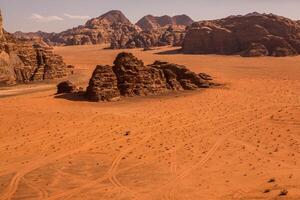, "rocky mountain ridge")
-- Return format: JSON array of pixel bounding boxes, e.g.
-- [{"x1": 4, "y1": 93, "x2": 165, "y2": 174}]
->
[{"x1": 13, "y1": 10, "x2": 194, "y2": 48}]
